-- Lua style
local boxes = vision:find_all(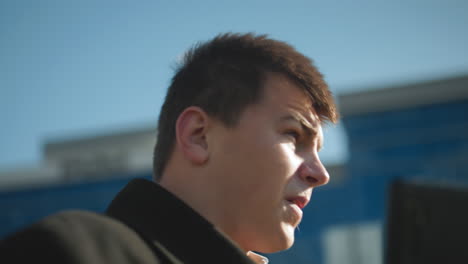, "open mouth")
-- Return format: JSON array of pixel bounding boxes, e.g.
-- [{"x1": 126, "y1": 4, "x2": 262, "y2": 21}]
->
[{"x1": 286, "y1": 197, "x2": 308, "y2": 209}]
